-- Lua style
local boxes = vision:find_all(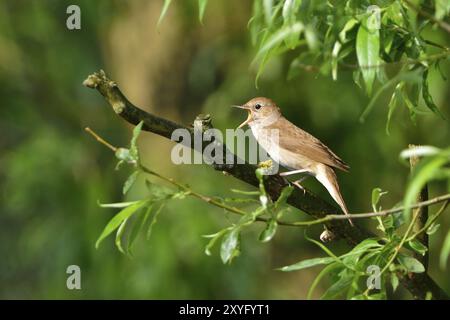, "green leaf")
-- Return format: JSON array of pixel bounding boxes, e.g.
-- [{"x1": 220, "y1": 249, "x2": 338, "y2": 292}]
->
[
  {"x1": 146, "y1": 203, "x2": 165, "y2": 239},
  {"x1": 339, "y1": 18, "x2": 359, "y2": 43},
  {"x1": 371, "y1": 187, "x2": 387, "y2": 211},
  {"x1": 386, "y1": 82, "x2": 403, "y2": 135},
  {"x1": 220, "y1": 228, "x2": 241, "y2": 264},
  {"x1": 274, "y1": 185, "x2": 293, "y2": 209},
  {"x1": 422, "y1": 70, "x2": 445, "y2": 119},
  {"x1": 426, "y1": 222, "x2": 440, "y2": 235},
  {"x1": 403, "y1": 153, "x2": 449, "y2": 221},
  {"x1": 262, "y1": 0, "x2": 274, "y2": 25},
  {"x1": 198, "y1": 0, "x2": 208, "y2": 23},
  {"x1": 99, "y1": 200, "x2": 140, "y2": 208},
  {"x1": 397, "y1": 254, "x2": 425, "y2": 273},
  {"x1": 115, "y1": 218, "x2": 128, "y2": 255},
  {"x1": 259, "y1": 219, "x2": 278, "y2": 243},
  {"x1": 230, "y1": 189, "x2": 260, "y2": 196},
  {"x1": 439, "y1": 230, "x2": 450, "y2": 270},
  {"x1": 96, "y1": 200, "x2": 148, "y2": 249},
  {"x1": 356, "y1": 12, "x2": 380, "y2": 96},
  {"x1": 391, "y1": 273, "x2": 399, "y2": 292},
  {"x1": 408, "y1": 239, "x2": 428, "y2": 256},
  {"x1": 127, "y1": 204, "x2": 153, "y2": 253},
  {"x1": 435, "y1": 0, "x2": 450, "y2": 20},
  {"x1": 145, "y1": 179, "x2": 176, "y2": 200},
  {"x1": 331, "y1": 41, "x2": 341, "y2": 81},
  {"x1": 359, "y1": 69, "x2": 422, "y2": 122},
  {"x1": 123, "y1": 171, "x2": 139, "y2": 195},
  {"x1": 349, "y1": 238, "x2": 382, "y2": 255},
  {"x1": 204, "y1": 228, "x2": 230, "y2": 256},
  {"x1": 321, "y1": 274, "x2": 353, "y2": 299},
  {"x1": 157, "y1": 0, "x2": 172, "y2": 27},
  {"x1": 254, "y1": 22, "x2": 304, "y2": 62},
  {"x1": 279, "y1": 256, "x2": 335, "y2": 272},
  {"x1": 307, "y1": 263, "x2": 342, "y2": 300},
  {"x1": 130, "y1": 121, "x2": 144, "y2": 161}
]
